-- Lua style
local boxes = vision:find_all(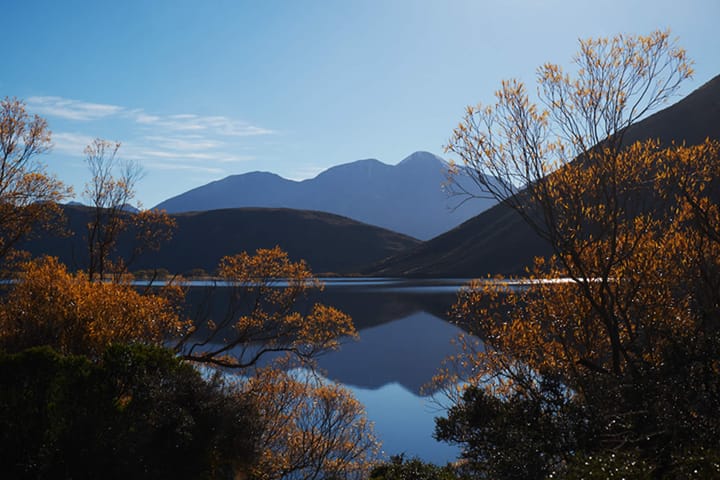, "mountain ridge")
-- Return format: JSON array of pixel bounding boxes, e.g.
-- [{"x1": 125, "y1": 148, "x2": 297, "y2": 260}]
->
[
  {"x1": 20, "y1": 204, "x2": 420, "y2": 275},
  {"x1": 154, "y1": 151, "x2": 497, "y2": 240}
]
